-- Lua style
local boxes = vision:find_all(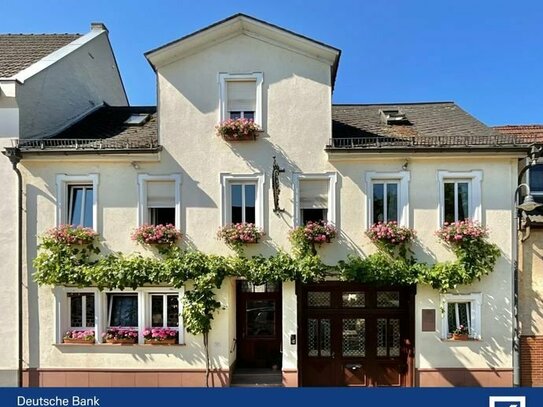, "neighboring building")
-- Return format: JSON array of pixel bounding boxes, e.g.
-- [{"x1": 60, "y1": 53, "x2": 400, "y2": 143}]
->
[
  {"x1": 0, "y1": 23, "x2": 128, "y2": 386},
  {"x1": 495, "y1": 125, "x2": 543, "y2": 386},
  {"x1": 3, "y1": 14, "x2": 538, "y2": 387}
]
